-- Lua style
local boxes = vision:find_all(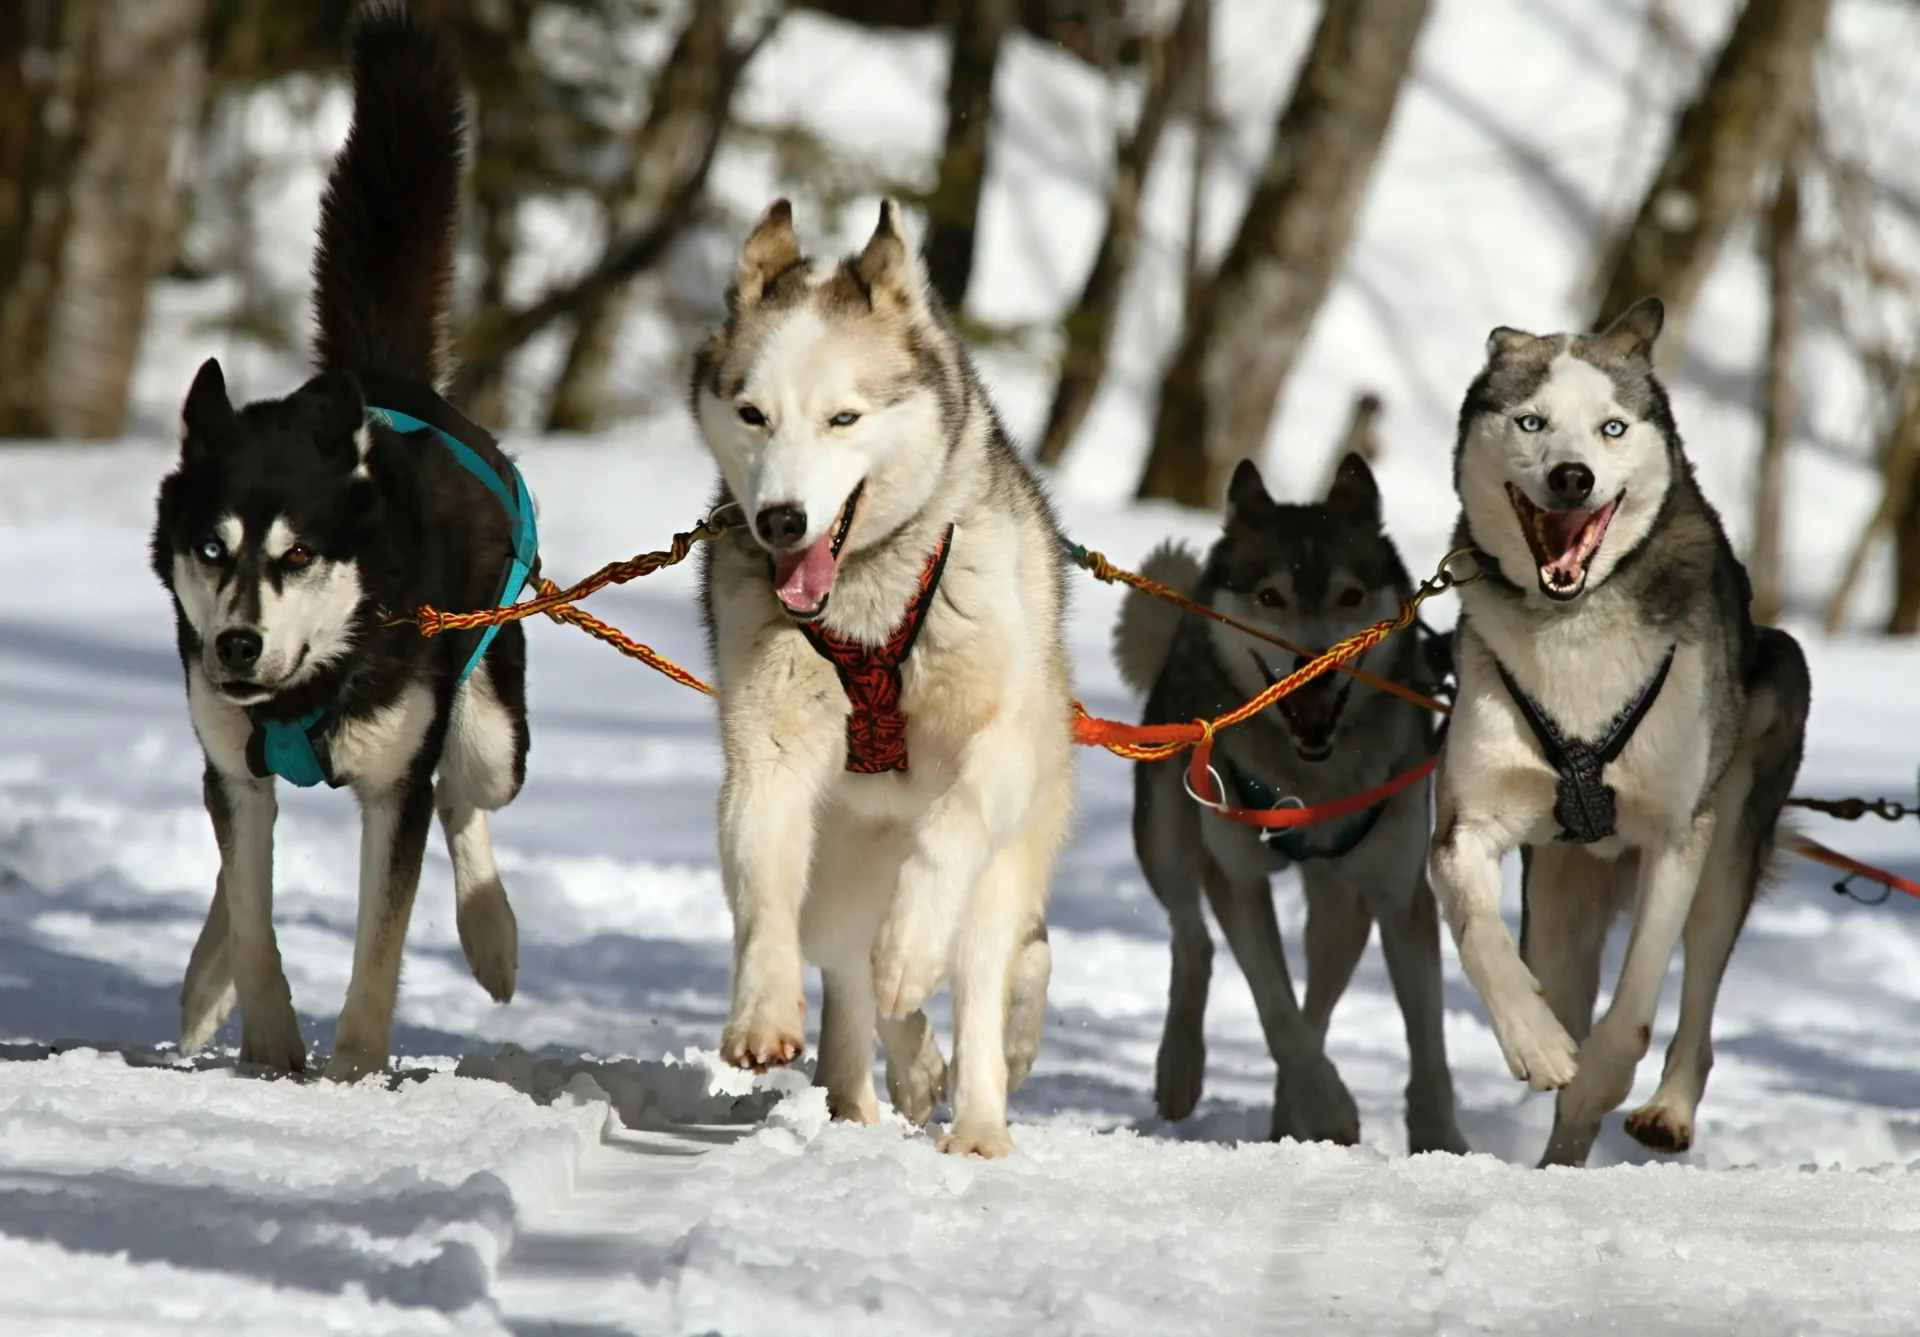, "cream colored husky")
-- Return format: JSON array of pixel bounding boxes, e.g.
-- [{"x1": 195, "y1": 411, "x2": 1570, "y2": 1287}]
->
[{"x1": 690, "y1": 199, "x2": 1072, "y2": 1157}]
